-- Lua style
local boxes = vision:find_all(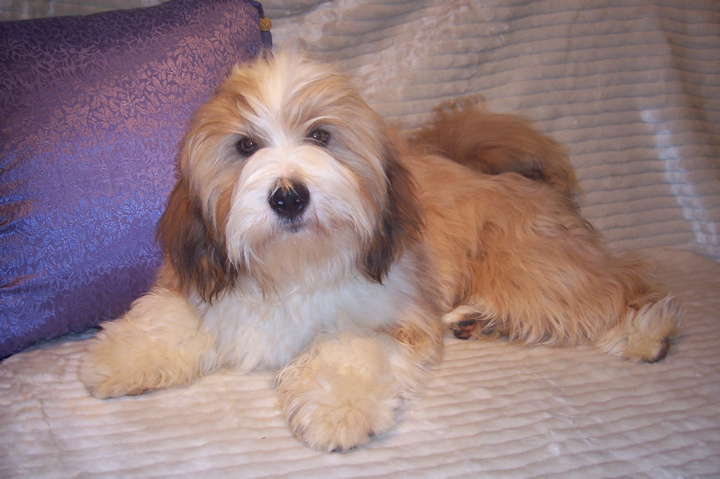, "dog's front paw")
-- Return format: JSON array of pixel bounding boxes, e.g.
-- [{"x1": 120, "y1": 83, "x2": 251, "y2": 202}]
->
[
  {"x1": 277, "y1": 370, "x2": 399, "y2": 452},
  {"x1": 276, "y1": 334, "x2": 404, "y2": 452},
  {"x1": 80, "y1": 331, "x2": 164, "y2": 399},
  {"x1": 80, "y1": 321, "x2": 214, "y2": 399},
  {"x1": 80, "y1": 354, "x2": 145, "y2": 399},
  {"x1": 79, "y1": 291, "x2": 217, "y2": 399}
]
